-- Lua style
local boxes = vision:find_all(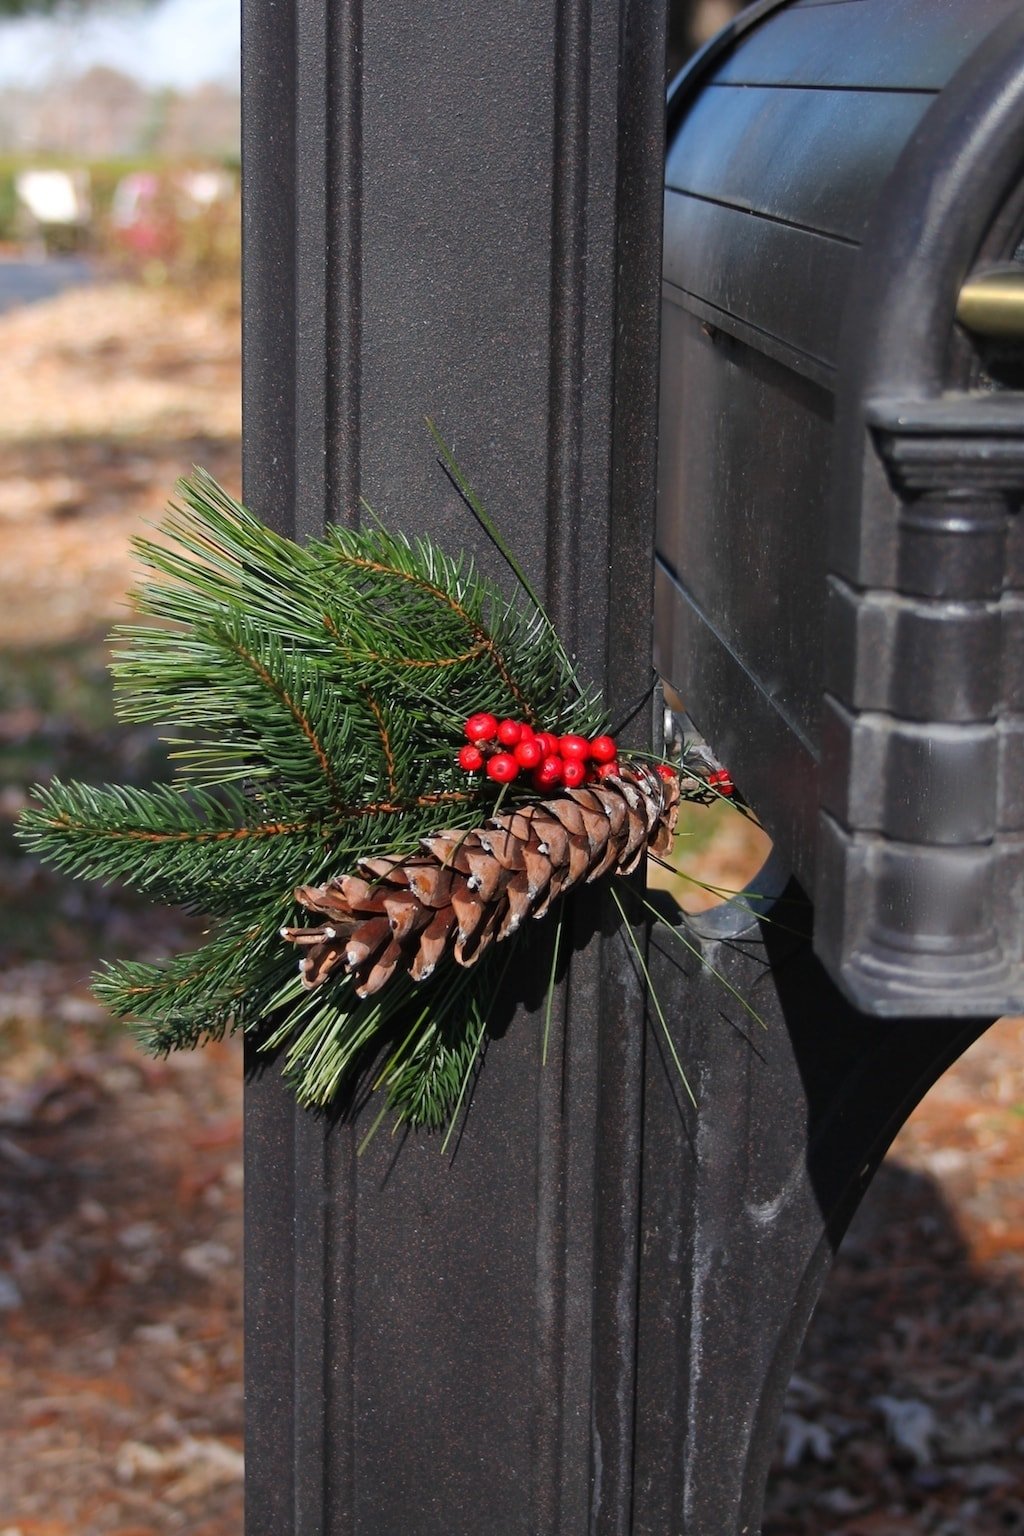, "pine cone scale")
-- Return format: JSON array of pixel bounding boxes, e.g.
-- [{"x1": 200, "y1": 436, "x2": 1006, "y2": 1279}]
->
[
  {"x1": 498, "y1": 872, "x2": 534, "y2": 939},
  {"x1": 411, "y1": 908, "x2": 456, "y2": 981},
  {"x1": 404, "y1": 861, "x2": 457, "y2": 908},
  {"x1": 298, "y1": 935, "x2": 350, "y2": 987},
  {"x1": 478, "y1": 828, "x2": 525, "y2": 872},
  {"x1": 450, "y1": 880, "x2": 498, "y2": 948},
  {"x1": 359, "y1": 943, "x2": 402, "y2": 997},
  {"x1": 532, "y1": 818, "x2": 569, "y2": 869},
  {"x1": 291, "y1": 880, "x2": 355, "y2": 925},
  {"x1": 454, "y1": 900, "x2": 505, "y2": 965},
  {"x1": 344, "y1": 913, "x2": 392, "y2": 969},
  {"x1": 420, "y1": 832, "x2": 474, "y2": 869},
  {"x1": 520, "y1": 841, "x2": 556, "y2": 902},
  {"x1": 462, "y1": 847, "x2": 507, "y2": 902},
  {"x1": 383, "y1": 891, "x2": 429, "y2": 943}
]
